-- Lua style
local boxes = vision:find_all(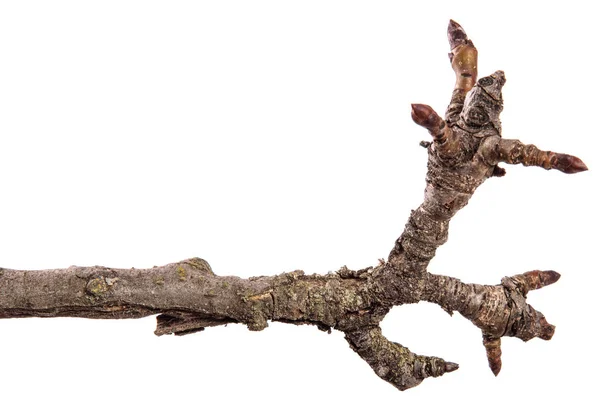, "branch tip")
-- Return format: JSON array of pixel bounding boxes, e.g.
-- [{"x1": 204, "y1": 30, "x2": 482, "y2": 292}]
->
[
  {"x1": 447, "y1": 19, "x2": 468, "y2": 51},
  {"x1": 554, "y1": 154, "x2": 588, "y2": 174},
  {"x1": 539, "y1": 317, "x2": 555, "y2": 341},
  {"x1": 411, "y1": 103, "x2": 444, "y2": 134},
  {"x1": 483, "y1": 335, "x2": 502, "y2": 376},
  {"x1": 444, "y1": 362, "x2": 459, "y2": 373},
  {"x1": 410, "y1": 103, "x2": 431, "y2": 121},
  {"x1": 345, "y1": 328, "x2": 459, "y2": 390},
  {"x1": 539, "y1": 270, "x2": 561, "y2": 287},
  {"x1": 503, "y1": 270, "x2": 562, "y2": 295},
  {"x1": 488, "y1": 138, "x2": 587, "y2": 174}
]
